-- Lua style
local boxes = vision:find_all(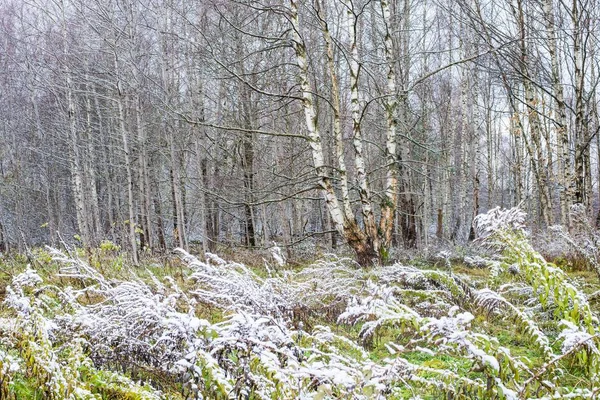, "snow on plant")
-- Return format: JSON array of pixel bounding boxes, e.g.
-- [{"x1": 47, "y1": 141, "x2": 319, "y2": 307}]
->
[
  {"x1": 472, "y1": 206, "x2": 600, "y2": 384},
  {"x1": 4, "y1": 286, "x2": 33, "y2": 316},
  {"x1": 3, "y1": 265, "x2": 44, "y2": 317},
  {"x1": 11, "y1": 265, "x2": 42, "y2": 288},
  {"x1": 175, "y1": 305, "x2": 391, "y2": 398},
  {"x1": 41, "y1": 248, "x2": 510, "y2": 398},
  {"x1": 178, "y1": 247, "x2": 291, "y2": 316},
  {"x1": 560, "y1": 320, "x2": 597, "y2": 354},
  {"x1": 47, "y1": 249, "x2": 203, "y2": 379},
  {"x1": 422, "y1": 309, "x2": 501, "y2": 375},
  {"x1": 3, "y1": 215, "x2": 600, "y2": 399},
  {"x1": 338, "y1": 281, "x2": 421, "y2": 344},
  {"x1": 550, "y1": 223, "x2": 600, "y2": 268},
  {"x1": 336, "y1": 282, "x2": 526, "y2": 397},
  {"x1": 269, "y1": 242, "x2": 286, "y2": 267},
  {"x1": 0, "y1": 350, "x2": 19, "y2": 399},
  {"x1": 331, "y1": 207, "x2": 600, "y2": 397},
  {"x1": 179, "y1": 248, "x2": 364, "y2": 320},
  {"x1": 2, "y1": 267, "x2": 162, "y2": 399},
  {"x1": 464, "y1": 255, "x2": 490, "y2": 269},
  {"x1": 465, "y1": 255, "x2": 506, "y2": 279},
  {"x1": 475, "y1": 288, "x2": 554, "y2": 360},
  {"x1": 282, "y1": 256, "x2": 363, "y2": 311},
  {"x1": 475, "y1": 207, "x2": 597, "y2": 331},
  {"x1": 35, "y1": 249, "x2": 395, "y2": 398},
  {"x1": 421, "y1": 305, "x2": 532, "y2": 395},
  {"x1": 473, "y1": 206, "x2": 527, "y2": 238},
  {"x1": 175, "y1": 312, "x2": 298, "y2": 398},
  {"x1": 549, "y1": 204, "x2": 600, "y2": 280},
  {"x1": 381, "y1": 357, "x2": 490, "y2": 398},
  {"x1": 374, "y1": 263, "x2": 472, "y2": 306}
]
